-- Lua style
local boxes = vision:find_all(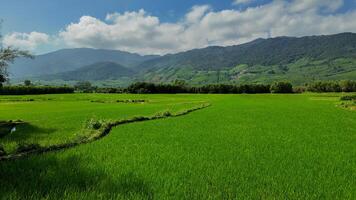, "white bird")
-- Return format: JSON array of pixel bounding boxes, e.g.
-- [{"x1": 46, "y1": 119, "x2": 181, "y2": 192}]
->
[{"x1": 10, "y1": 126, "x2": 16, "y2": 134}]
